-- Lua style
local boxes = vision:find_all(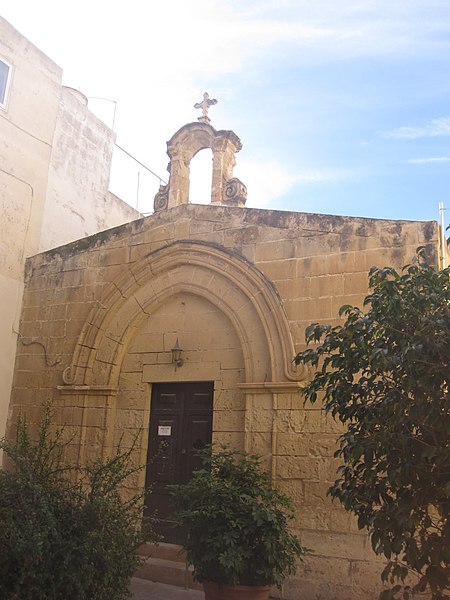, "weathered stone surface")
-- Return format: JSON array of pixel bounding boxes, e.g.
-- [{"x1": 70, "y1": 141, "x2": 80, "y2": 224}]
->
[{"x1": 8, "y1": 197, "x2": 441, "y2": 600}]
